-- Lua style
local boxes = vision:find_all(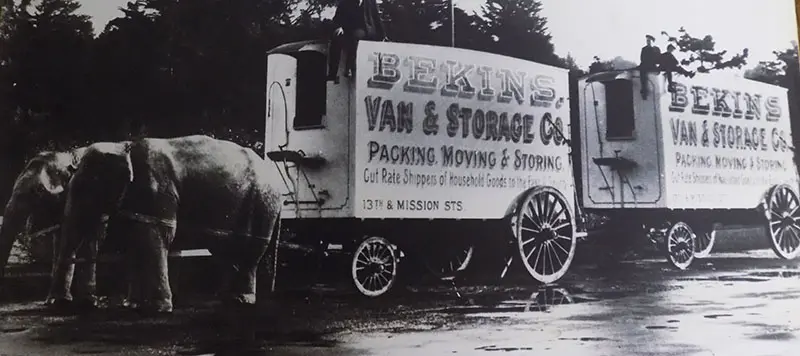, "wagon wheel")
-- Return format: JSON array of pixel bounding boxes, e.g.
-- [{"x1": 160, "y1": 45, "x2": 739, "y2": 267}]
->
[
  {"x1": 664, "y1": 221, "x2": 695, "y2": 270},
  {"x1": 693, "y1": 225, "x2": 716, "y2": 259},
  {"x1": 764, "y1": 184, "x2": 800, "y2": 260},
  {"x1": 351, "y1": 236, "x2": 398, "y2": 297},
  {"x1": 511, "y1": 186, "x2": 577, "y2": 284},
  {"x1": 424, "y1": 245, "x2": 474, "y2": 281}
]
